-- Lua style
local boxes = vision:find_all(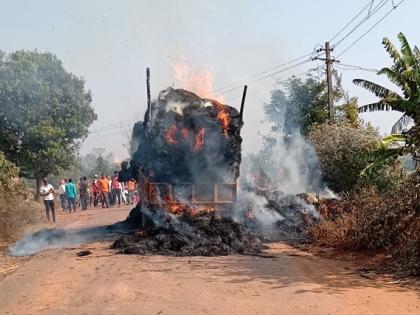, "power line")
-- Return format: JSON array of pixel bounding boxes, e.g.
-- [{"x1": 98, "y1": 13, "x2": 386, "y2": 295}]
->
[
  {"x1": 336, "y1": 63, "x2": 379, "y2": 72},
  {"x1": 333, "y1": 0, "x2": 391, "y2": 47},
  {"x1": 217, "y1": 57, "x2": 318, "y2": 96},
  {"x1": 329, "y1": 0, "x2": 375, "y2": 42},
  {"x1": 336, "y1": 0, "x2": 407, "y2": 58}
]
